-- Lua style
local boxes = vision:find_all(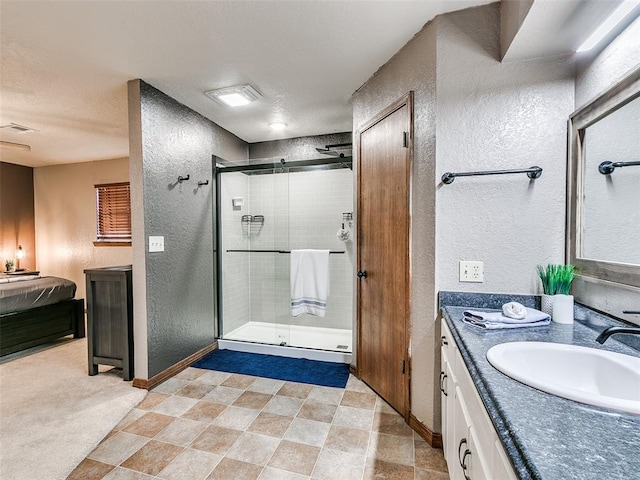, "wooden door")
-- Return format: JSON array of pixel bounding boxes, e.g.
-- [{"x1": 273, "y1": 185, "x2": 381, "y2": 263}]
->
[{"x1": 357, "y1": 93, "x2": 412, "y2": 417}]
